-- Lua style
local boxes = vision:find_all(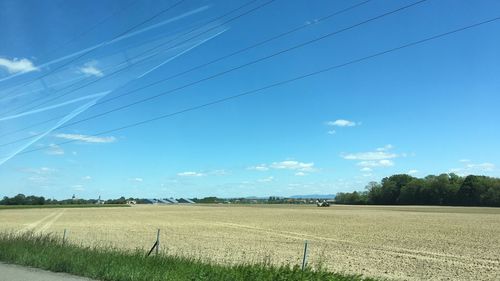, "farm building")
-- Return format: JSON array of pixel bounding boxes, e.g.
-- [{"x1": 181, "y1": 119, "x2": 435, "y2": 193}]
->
[
  {"x1": 155, "y1": 198, "x2": 180, "y2": 204},
  {"x1": 144, "y1": 199, "x2": 157, "y2": 204},
  {"x1": 178, "y1": 198, "x2": 195, "y2": 204}
]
